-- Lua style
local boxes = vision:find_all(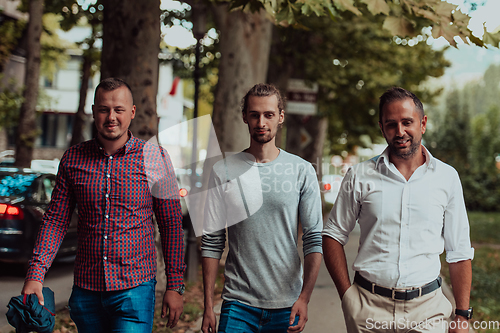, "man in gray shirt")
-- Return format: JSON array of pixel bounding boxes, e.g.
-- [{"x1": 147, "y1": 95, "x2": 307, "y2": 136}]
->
[{"x1": 201, "y1": 83, "x2": 323, "y2": 333}]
